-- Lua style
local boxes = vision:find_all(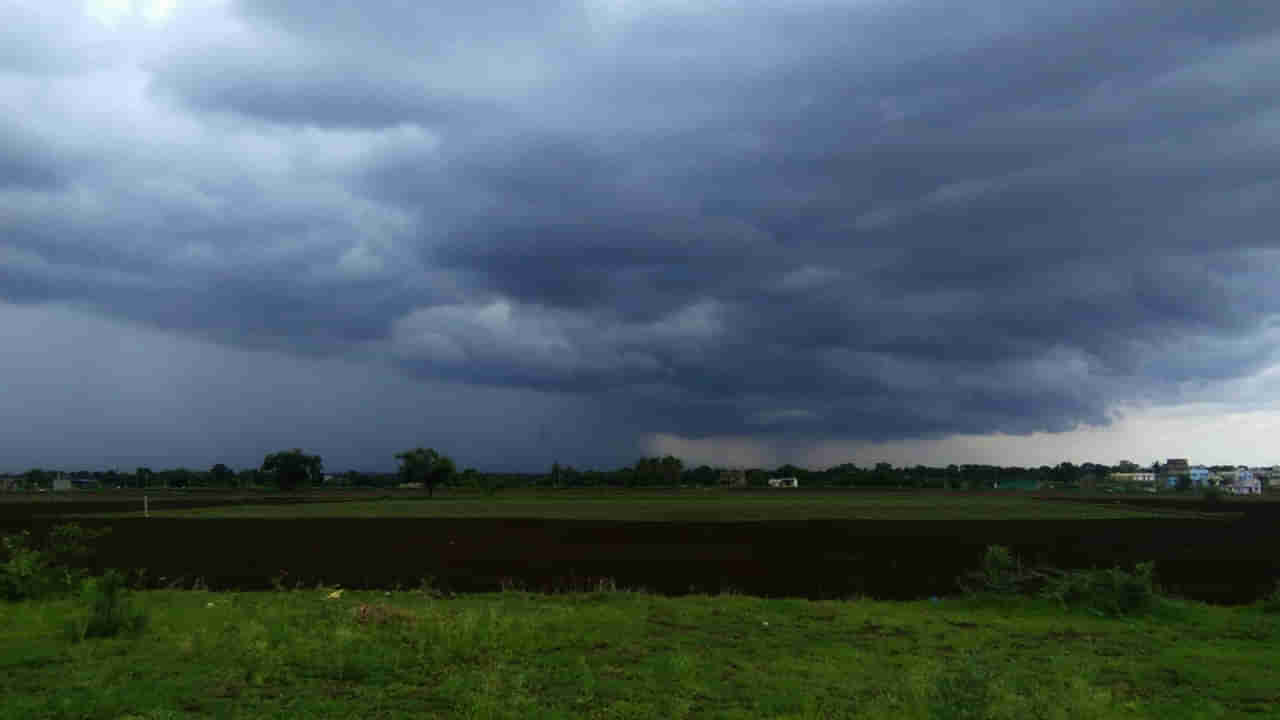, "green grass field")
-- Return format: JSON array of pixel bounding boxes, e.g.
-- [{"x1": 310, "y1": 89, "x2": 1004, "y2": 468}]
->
[
  {"x1": 2, "y1": 586, "x2": 1278, "y2": 719},
  {"x1": 129, "y1": 491, "x2": 1213, "y2": 521}
]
